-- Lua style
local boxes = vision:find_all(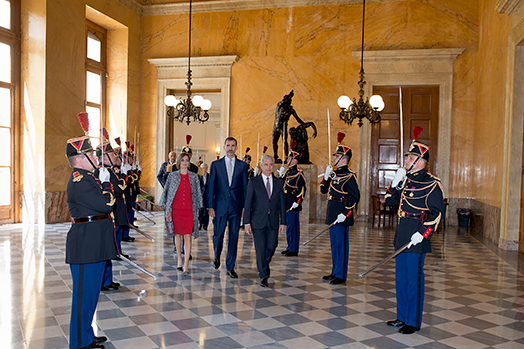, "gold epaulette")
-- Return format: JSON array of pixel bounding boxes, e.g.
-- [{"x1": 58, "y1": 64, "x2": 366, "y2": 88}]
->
[{"x1": 72, "y1": 171, "x2": 83, "y2": 182}]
